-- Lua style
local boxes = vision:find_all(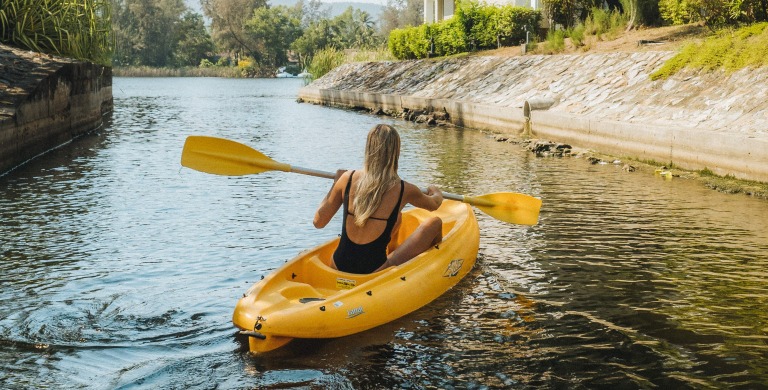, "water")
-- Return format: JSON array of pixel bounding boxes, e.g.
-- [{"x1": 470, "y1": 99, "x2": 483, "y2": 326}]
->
[{"x1": 1, "y1": 77, "x2": 767, "y2": 389}]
